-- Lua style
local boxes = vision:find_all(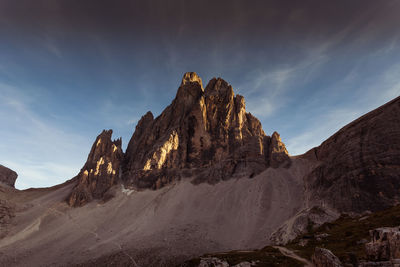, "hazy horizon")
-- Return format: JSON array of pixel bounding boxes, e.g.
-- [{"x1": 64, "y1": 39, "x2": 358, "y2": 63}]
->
[{"x1": 1, "y1": 0, "x2": 399, "y2": 189}]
